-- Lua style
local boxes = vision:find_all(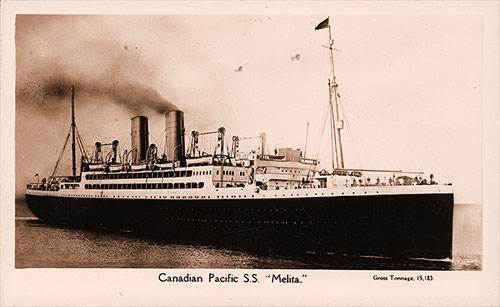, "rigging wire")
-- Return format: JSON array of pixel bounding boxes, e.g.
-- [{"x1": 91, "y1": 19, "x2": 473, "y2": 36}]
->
[
  {"x1": 338, "y1": 94, "x2": 364, "y2": 170},
  {"x1": 313, "y1": 102, "x2": 330, "y2": 162},
  {"x1": 51, "y1": 130, "x2": 71, "y2": 177},
  {"x1": 74, "y1": 125, "x2": 89, "y2": 159},
  {"x1": 149, "y1": 127, "x2": 167, "y2": 156},
  {"x1": 338, "y1": 88, "x2": 375, "y2": 169}
]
